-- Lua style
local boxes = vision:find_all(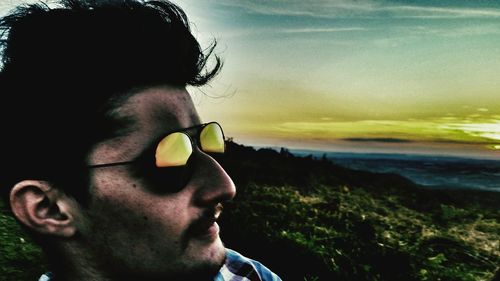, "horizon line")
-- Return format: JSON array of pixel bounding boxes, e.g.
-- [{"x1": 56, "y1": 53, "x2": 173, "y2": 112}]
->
[{"x1": 240, "y1": 142, "x2": 500, "y2": 161}]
